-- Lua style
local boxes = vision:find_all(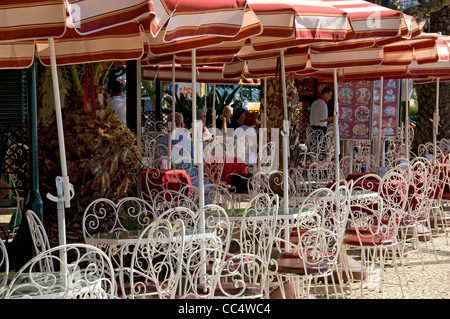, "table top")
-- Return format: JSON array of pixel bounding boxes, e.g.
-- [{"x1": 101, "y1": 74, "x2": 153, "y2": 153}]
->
[
  {"x1": 225, "y1": 206, "x2": 313, "y2": 220},
  {"x1": 85, "y1": 228, "x2": 213, "y2": 245}
]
